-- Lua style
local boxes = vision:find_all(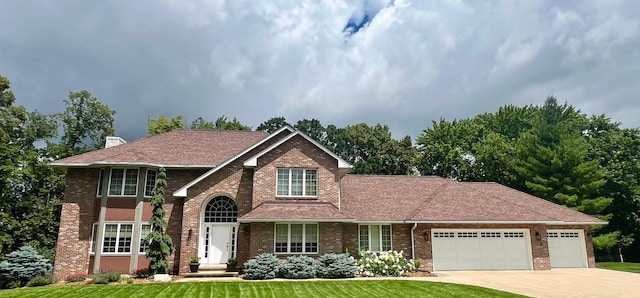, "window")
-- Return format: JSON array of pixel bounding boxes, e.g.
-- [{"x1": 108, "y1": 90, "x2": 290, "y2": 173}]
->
[
  {"x1": 144, "y1": 169, "x2": 157, "y2": 197},
  {"x1": 359, "y1": 224, "x2": 391, "y2": 251},
  {"x1": 108, "y1": 169, "x2": 139, "y2": 196},
  {"x1": 139, "y1": 224, "x2": 151, "y2": 252},
  {"x1": 274, "y1": 223, "x2": 318, "y2": 253},
  {"x1": 90, "y1": 223, "x2": 150, "y2": 254},
  {"x1": 276, "y1": 169, "x2": 317, "y2": 197}
]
